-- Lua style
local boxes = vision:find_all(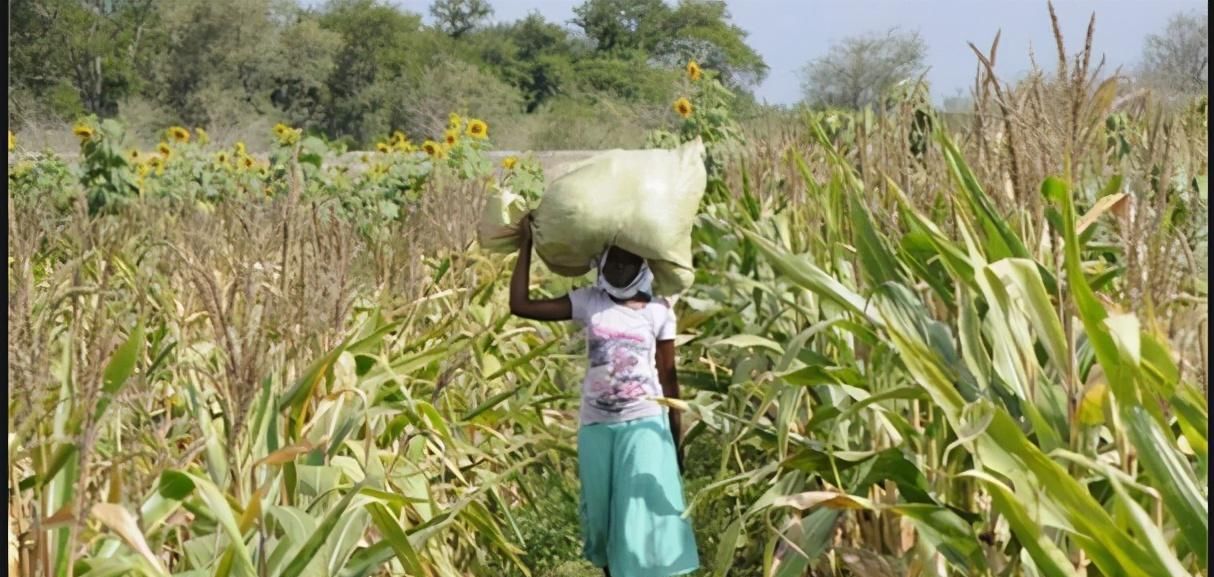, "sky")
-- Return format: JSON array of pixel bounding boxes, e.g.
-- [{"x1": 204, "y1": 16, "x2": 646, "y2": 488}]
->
[{"x1": 354, "y1": 0, "x2": 1207, "y2": 105}]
